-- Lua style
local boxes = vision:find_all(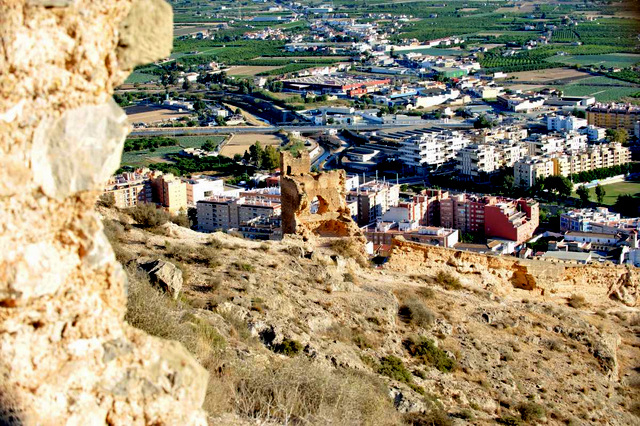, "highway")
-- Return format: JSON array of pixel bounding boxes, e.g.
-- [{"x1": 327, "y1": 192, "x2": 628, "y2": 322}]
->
[{"x1": 129, "y1": 120, "x2": 473, "y2": 137}]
